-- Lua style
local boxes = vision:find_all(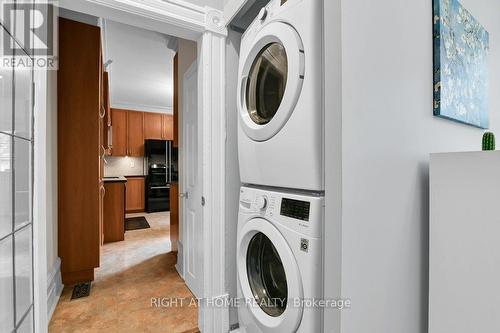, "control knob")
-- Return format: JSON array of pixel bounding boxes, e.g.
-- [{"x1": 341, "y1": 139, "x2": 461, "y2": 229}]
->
[{"x1": 255, "y1": 196, "x2": 267, "y2": 210}]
